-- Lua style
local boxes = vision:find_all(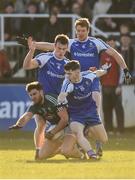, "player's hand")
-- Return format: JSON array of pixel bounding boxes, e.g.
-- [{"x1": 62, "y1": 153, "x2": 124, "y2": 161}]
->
[
  {"x1": 9, "y1": 124, "x2": 22, "y2": 130},
  {"x1": 16, "y1": 35, "x2": 28, "y2": 47},
  {"x1": 123, "y1": 69, "x2": 132, "y2": 84},
  {"x1": 28, "y1": 36, "x2": 36, "y2": 51},
  {"x1": 45, "y1": 131, "x2": 54, "y2": 140},
  {"x1": 101, "y1": 63, "x2": 111, "y2": 72}
]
